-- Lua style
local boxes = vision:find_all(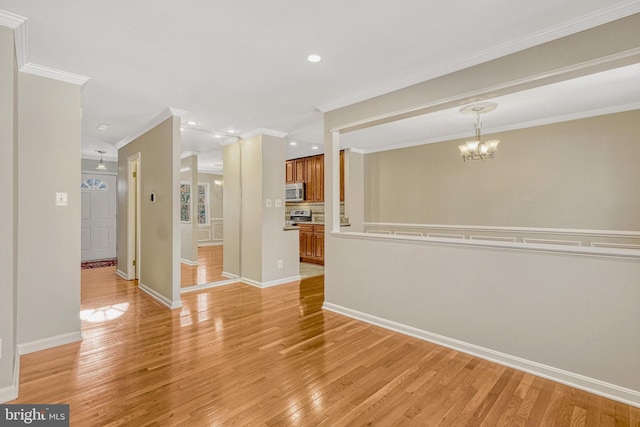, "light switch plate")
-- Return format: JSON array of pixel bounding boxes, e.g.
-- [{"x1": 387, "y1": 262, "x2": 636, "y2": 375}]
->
[
  {"x1": 266, "y1": 199, "x2": 272, "y2": 208},
  {"x1": 55, "y1": 192, "x2": 68, "y2": 206},
  {"x1": 275, "y1": 199, "x2": 282, "y2": 207}
]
